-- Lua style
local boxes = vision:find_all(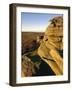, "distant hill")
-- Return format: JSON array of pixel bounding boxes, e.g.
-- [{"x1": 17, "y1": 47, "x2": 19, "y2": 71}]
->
[{"x1": 22, "y1": 32, "x2": 44, "y2": 54}]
